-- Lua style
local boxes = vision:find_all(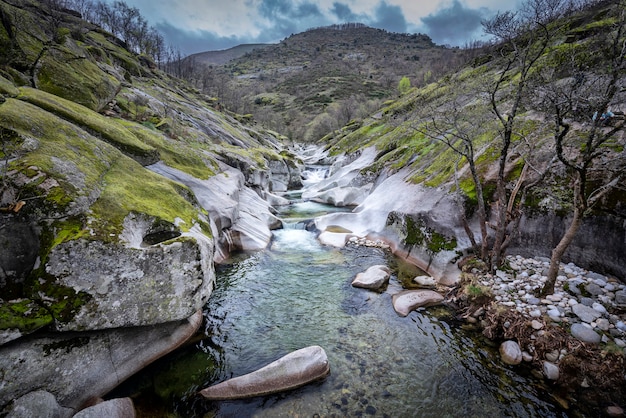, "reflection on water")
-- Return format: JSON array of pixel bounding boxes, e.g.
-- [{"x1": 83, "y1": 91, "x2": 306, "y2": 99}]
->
[{"x1": 110, "y1": 199, "x2": 567, "y2": 417}]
